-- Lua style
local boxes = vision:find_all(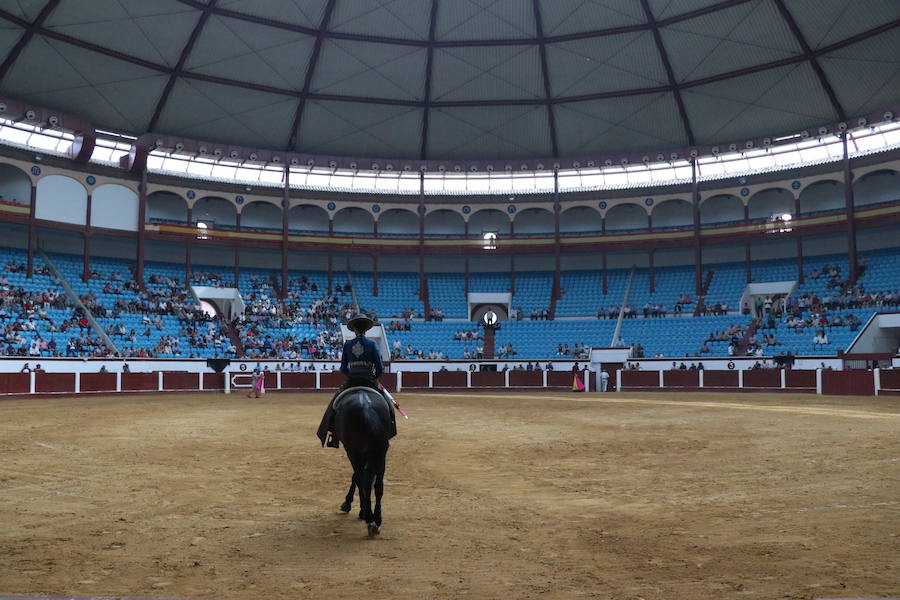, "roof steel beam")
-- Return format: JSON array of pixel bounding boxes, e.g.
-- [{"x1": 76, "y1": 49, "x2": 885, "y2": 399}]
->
[
  {"x1": 532, "y1": 0, "x2": 559, "y2": 158},
  {"x1": 0, "y1": 7, "x2": 894, "y2": 114},
  {"x1": 172, "y1": 0, "x2": 754, "y2": 48},
  {"x1": 286, "y1": 0, "x2": 337, "y2": 151},
  {"x1": 640, "y1": 0, "x2": 695, "y2": 146},
  {"x1": 772, "y1": 0, "x2": 846, "y2": 121},
  {"x1": 419, "y1": 0, "x2": 439, "y2": 160},
  {"x1": 146, "y1": 0, "x2": 218, "y2": 133},
  {"x1": 0, "y1": 0, "x2": 59, "y2": 84}
]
